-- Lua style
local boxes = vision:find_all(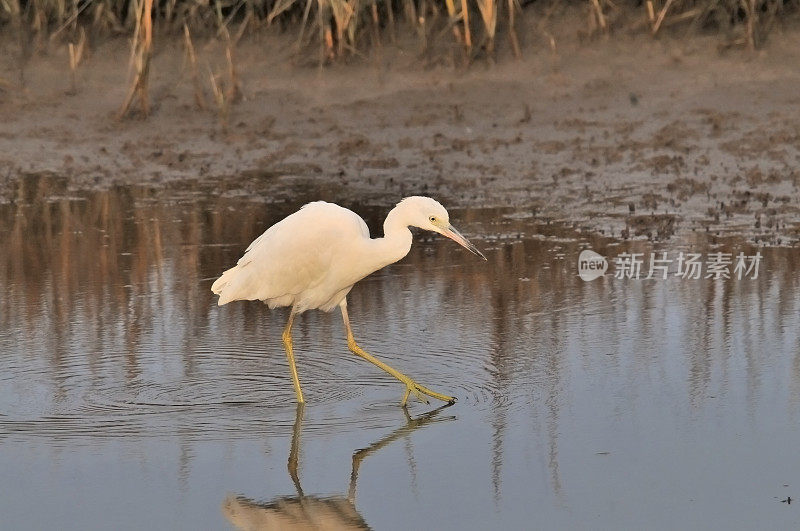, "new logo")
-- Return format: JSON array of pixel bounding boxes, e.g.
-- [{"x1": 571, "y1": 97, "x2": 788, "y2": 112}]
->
[{"x1": 578, "y1": 250, "x2": 607, "y2": 281}]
